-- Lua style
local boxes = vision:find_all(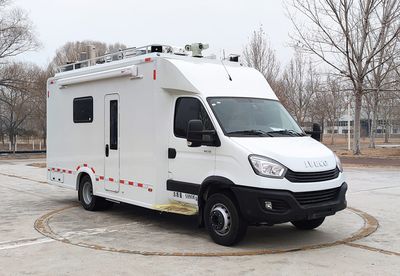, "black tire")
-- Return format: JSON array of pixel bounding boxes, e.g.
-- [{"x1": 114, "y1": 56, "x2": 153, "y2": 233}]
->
[
  {"x1": 204, "y1": 193, "x2": 247, "y2": 246},
  {"x1": 291, "y1": 217, "x2": 325, "y2": 230},
  {"x1": 78, "y1": 175, "x2": 113, "y2": 211}
]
